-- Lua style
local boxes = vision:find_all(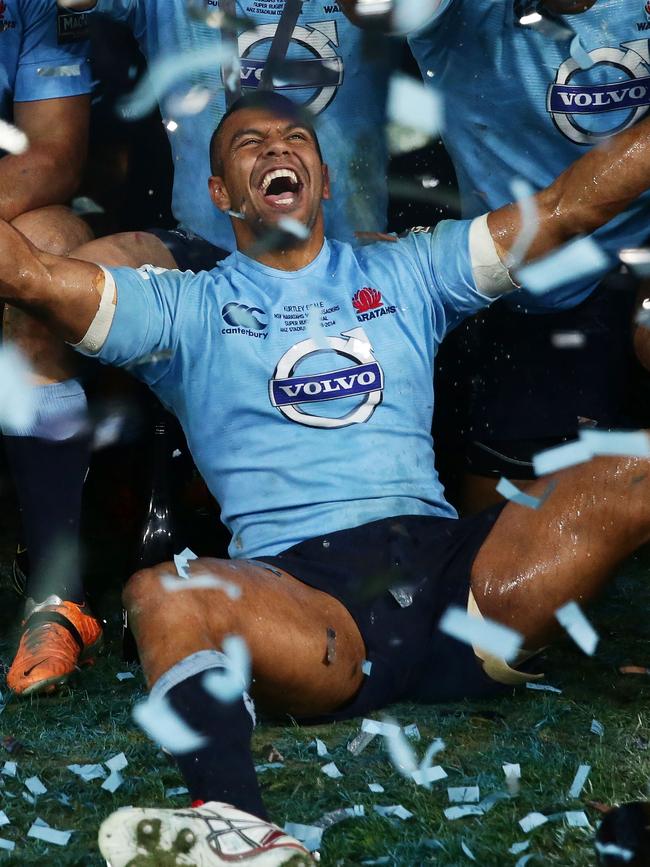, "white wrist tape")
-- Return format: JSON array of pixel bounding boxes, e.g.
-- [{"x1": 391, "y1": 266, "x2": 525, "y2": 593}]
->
[
  {"x1": 70, "y1": 265, "x2": 116, "y2": 356},
  {"x1": 469, "y1": 213, "x2": 517, "y2": 297}
]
